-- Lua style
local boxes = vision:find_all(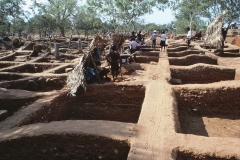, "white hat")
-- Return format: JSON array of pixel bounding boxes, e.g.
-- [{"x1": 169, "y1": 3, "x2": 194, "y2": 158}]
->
[{"x1": 153, "y1": 30, "x2": 157, "y2": 32}]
